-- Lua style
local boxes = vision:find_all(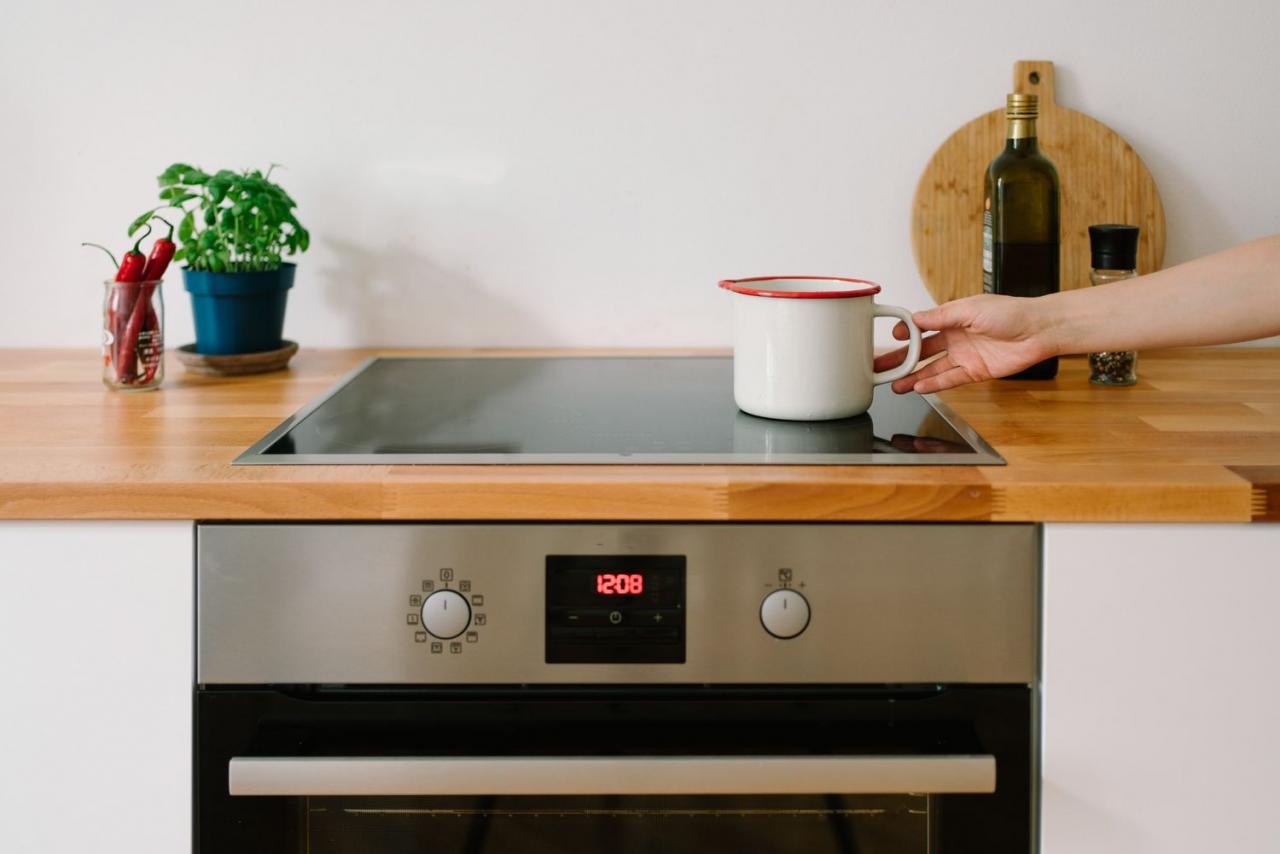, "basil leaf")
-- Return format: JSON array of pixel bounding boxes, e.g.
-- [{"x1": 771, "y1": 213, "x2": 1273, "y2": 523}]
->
[{"x1": 129, "y1": 209, "x2": 158, "y2": 235}]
